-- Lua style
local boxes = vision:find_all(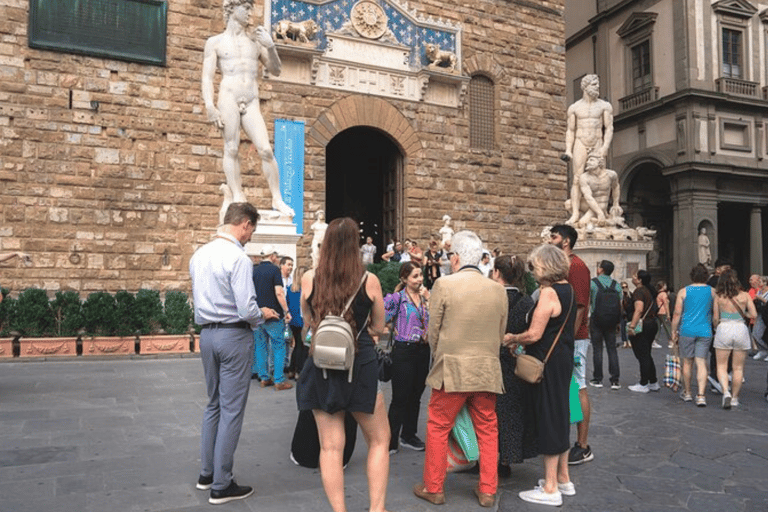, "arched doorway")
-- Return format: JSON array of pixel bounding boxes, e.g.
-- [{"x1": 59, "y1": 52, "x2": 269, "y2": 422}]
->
[
  {"x1": 624, "y1": 162, "x2": 673, "y2": 286},
  {"x1": 326, "y1": 127, "x2": 403, "y2": 260}
]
